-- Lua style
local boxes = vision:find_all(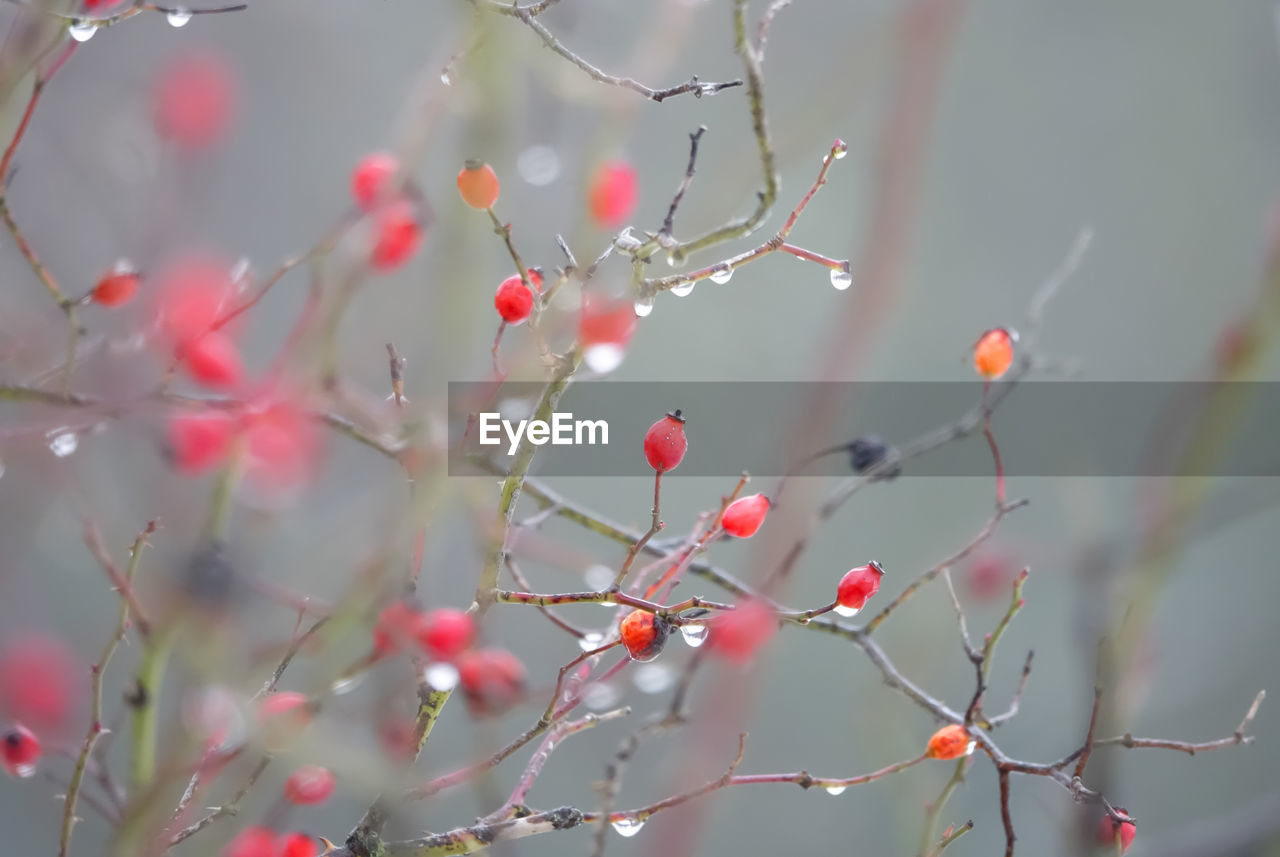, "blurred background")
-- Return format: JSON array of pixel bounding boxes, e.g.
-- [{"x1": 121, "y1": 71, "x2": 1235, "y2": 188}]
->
[{"x1": 2, "y1": 1, "x2": 1279, "y2": 856}]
